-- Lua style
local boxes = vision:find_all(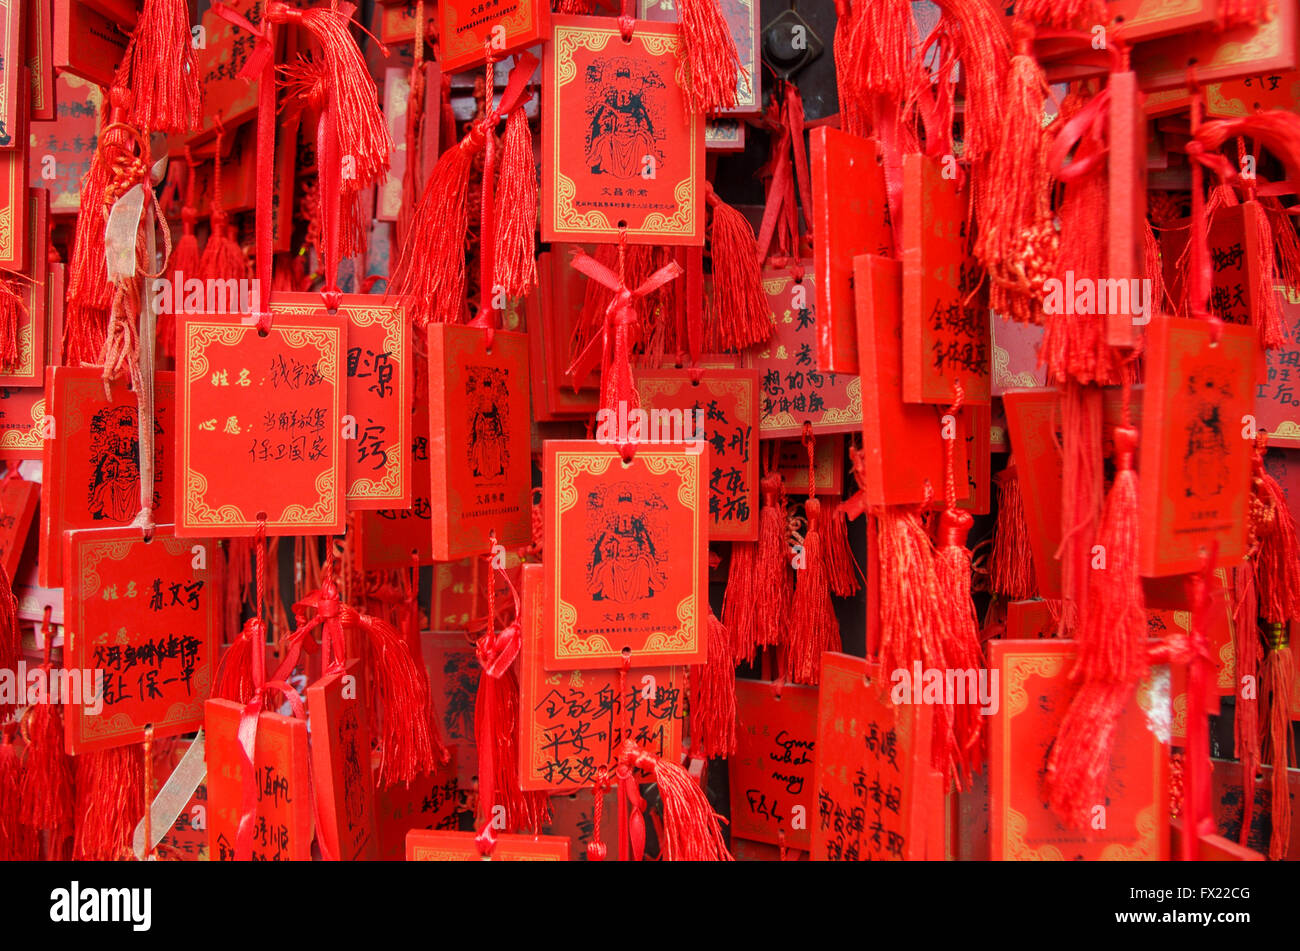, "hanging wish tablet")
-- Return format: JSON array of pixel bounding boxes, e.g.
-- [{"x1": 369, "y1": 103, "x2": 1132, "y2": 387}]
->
[
  {"x1": 176, "y1": 314, "x2": 346, "y2": 536},
  {"x1": 543, "y1": 440, "x2": 706, "y2": 670},
  {"x1": 542, "y1": 15, "x2": 704, "y2": 246}
]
